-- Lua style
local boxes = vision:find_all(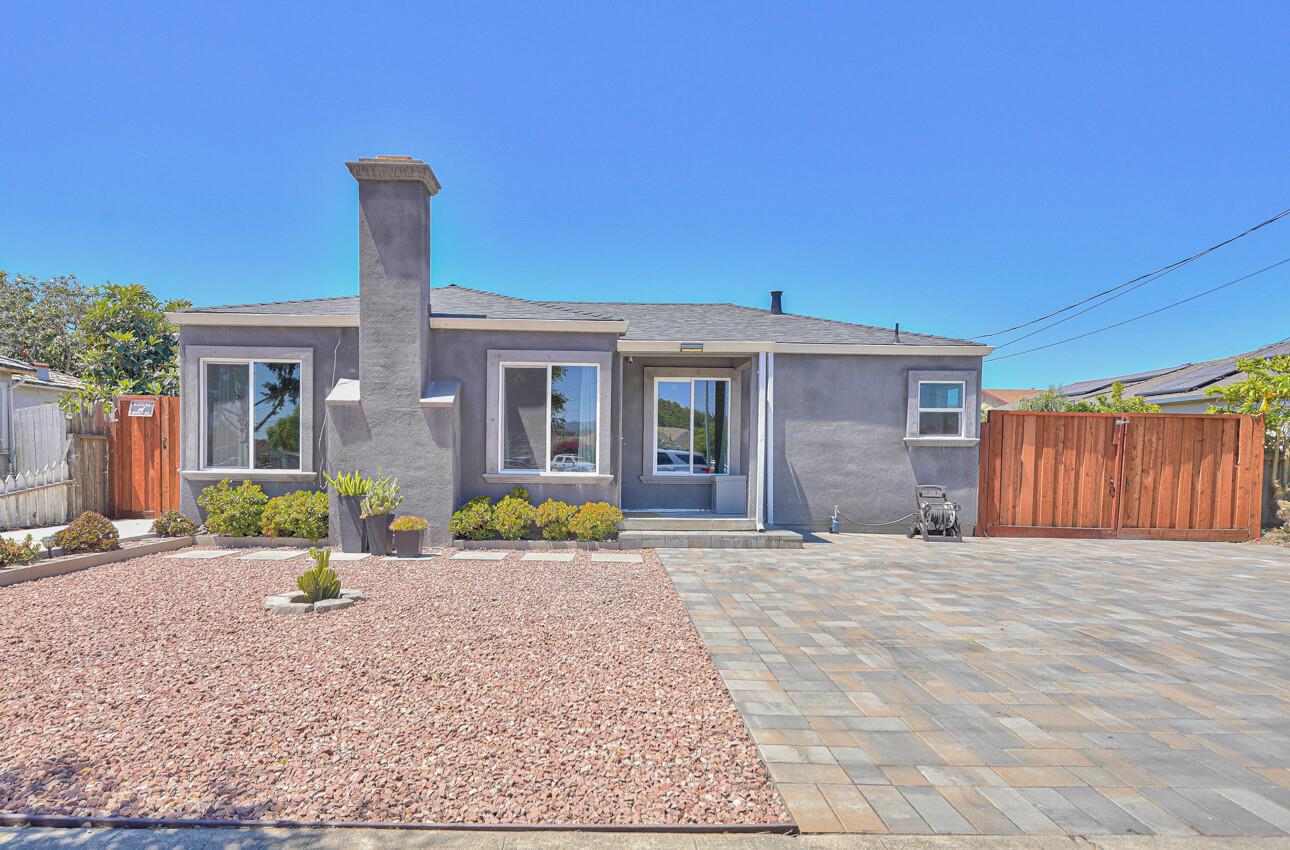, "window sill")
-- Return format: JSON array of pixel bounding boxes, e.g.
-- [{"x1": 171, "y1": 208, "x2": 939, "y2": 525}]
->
[
  {"x1": 639, "y1": 474, "x2": 726, "y2": 485},
  {"x1": 482, "y1": 472, "x2": 614, "y2": 485},
  {"x1": 181, "y1": 469, "x2": 319, "y2": 482},
  {"x1": 902, "y1": 437, "x2": 979, "y2": 448}
]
